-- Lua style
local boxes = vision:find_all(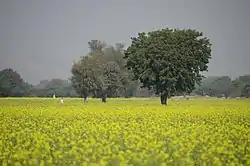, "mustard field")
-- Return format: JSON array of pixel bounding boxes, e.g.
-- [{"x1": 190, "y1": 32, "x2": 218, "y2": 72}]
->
[{"x1": 0, "y1": 98, "x2": 250, "y2": 166}]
